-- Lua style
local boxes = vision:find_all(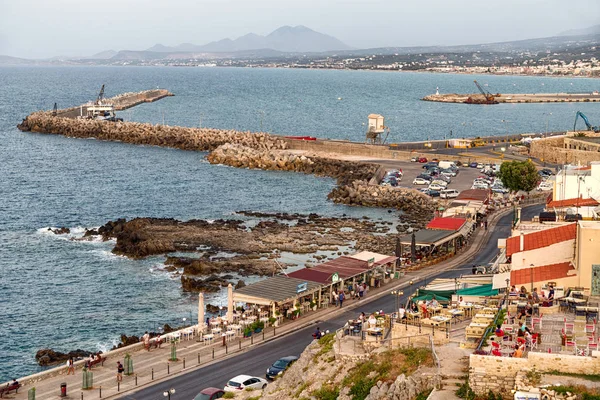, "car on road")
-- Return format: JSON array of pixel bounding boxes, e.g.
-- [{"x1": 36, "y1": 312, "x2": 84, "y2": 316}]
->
[
  {"x1": 428, "y1": 183, "x2": 445, "y2": 191},
  {"x1": 266, "y1": 356, "x2": 299, "y2": 380},
  {"x1": 193, "y1": 388, "x2": 225, "y2": 400},
  {"x1": 440, "y1": 189, "x2": 459, "y2": 199},
  {"x1": 224, "y1": 375, "x2": 268, "y2": 392},
  {"x1": 412, "y1": 177, "x2": 430, "y2": 185},
  {"x1": 469, "y1": 162, "x2": 478, "y2": 168},
  {"x1": 418, "y1": 157, "x2": 428, "y2": 163}
]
